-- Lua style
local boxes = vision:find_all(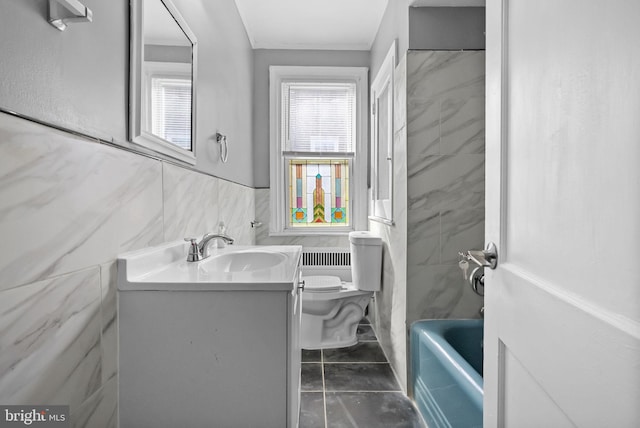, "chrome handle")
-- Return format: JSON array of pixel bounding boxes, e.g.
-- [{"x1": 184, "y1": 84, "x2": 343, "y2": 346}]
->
[
  {"x1": 184, "y1": 237, "x2": 202, "y2": 262},
  {"x1": 459, "y1": 242, "x2": 498, "y2": 270},
  {"x1": 470, "y1": 267, "x2": 485, "y2": 296},
  {"x1": 298, "y1": 280, "x2": 305, "y2": 291}
]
